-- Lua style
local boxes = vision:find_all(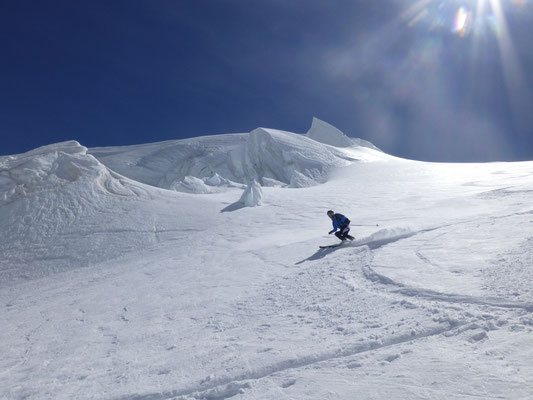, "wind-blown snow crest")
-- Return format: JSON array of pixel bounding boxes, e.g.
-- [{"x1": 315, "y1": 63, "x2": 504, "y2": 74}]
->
[
  {"x1": 307, "y1": 117, "x2": 381, "y2": 151},
  {"x1": 0, "y1": 141, "x2": 136, "y2": 207}
]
